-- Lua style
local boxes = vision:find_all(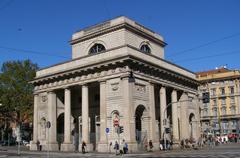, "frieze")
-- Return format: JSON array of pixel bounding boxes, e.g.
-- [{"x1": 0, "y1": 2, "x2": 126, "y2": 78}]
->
[{"x1": 34, "y1": 67, "x2": 129, "y2": 92}]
